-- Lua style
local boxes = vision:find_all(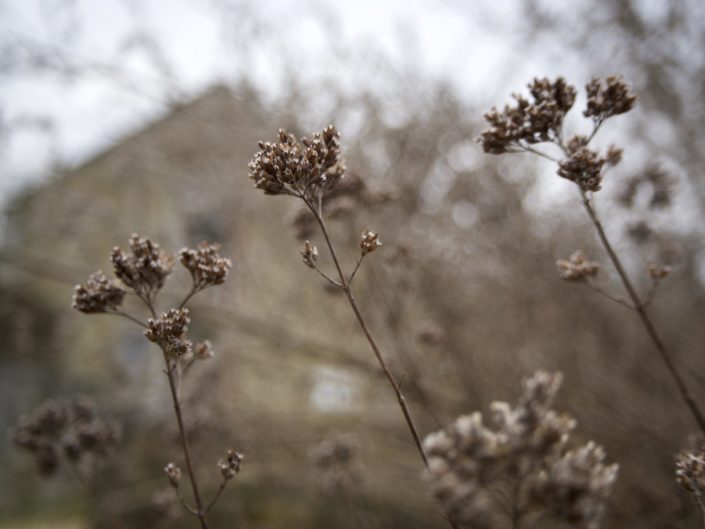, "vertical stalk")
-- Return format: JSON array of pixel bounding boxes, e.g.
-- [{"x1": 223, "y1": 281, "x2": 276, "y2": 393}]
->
[
  {"x1": 165, "y1": 359, "x2": 210, "y2": 529},
  {"x1": 580, "y1": 192, "x2": 705, "y2": 432},
  {"x1": 305, "y1": 199, "x2": 429, "y2": 466}
]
